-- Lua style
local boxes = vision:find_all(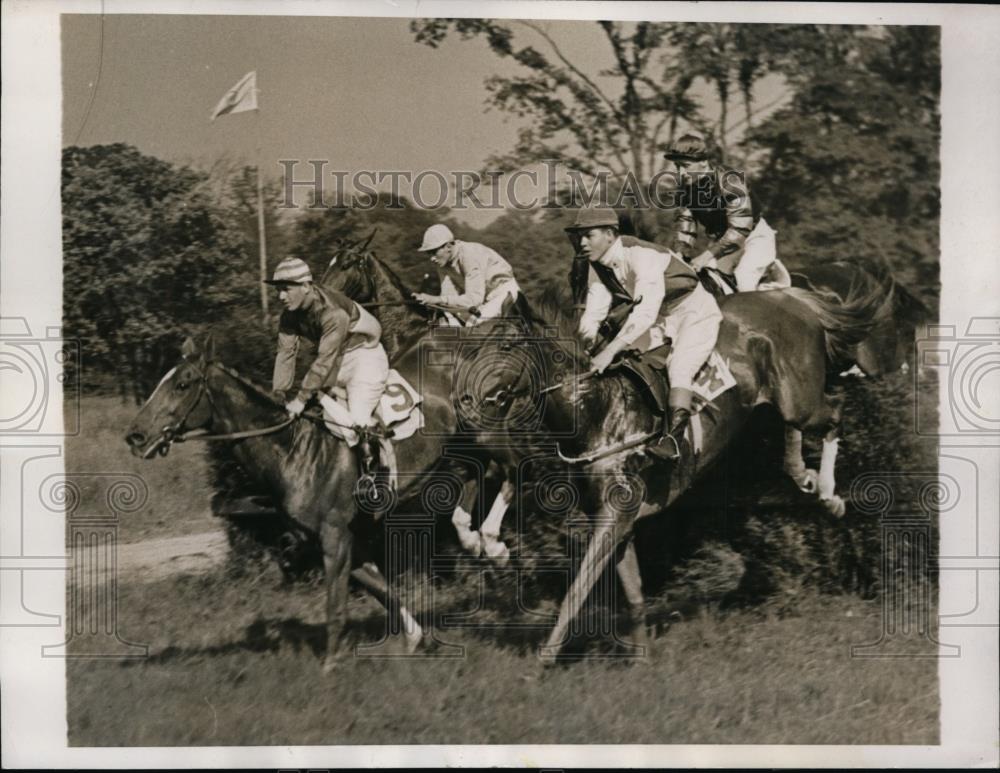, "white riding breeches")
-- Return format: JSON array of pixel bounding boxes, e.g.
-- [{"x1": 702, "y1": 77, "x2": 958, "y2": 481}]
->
[
  {"x1": 471, "y1": 279, "x2": 520, "y2": 324},
  {"x1": 336, "y1": 344, "x2": 389, "y2": 426},
  {"x1": 733, "y1": 217, "x2": 784, "y2": 292},
  {"x1": 634, "y1": 283, "x2": 722, "y2": 391}
]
